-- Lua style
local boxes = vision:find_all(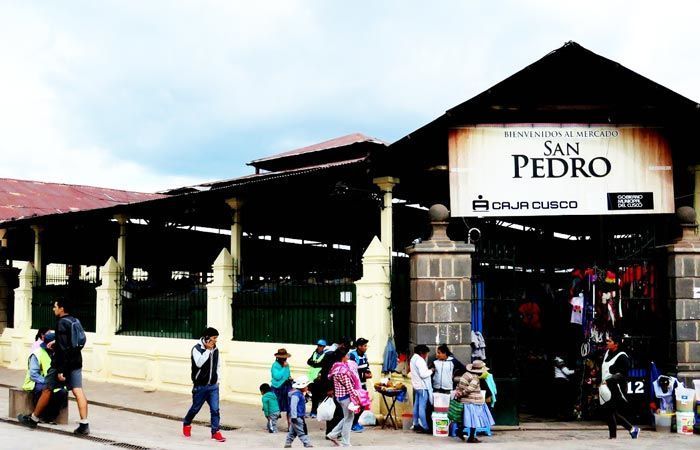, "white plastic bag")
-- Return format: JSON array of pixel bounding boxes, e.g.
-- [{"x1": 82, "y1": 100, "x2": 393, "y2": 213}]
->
[
  {"x1": 358, "y1": 410, "x2": 376, "y2": 426},
  {"x1": 317, "y1": 396, "x2": 336, "y2": 421}
]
